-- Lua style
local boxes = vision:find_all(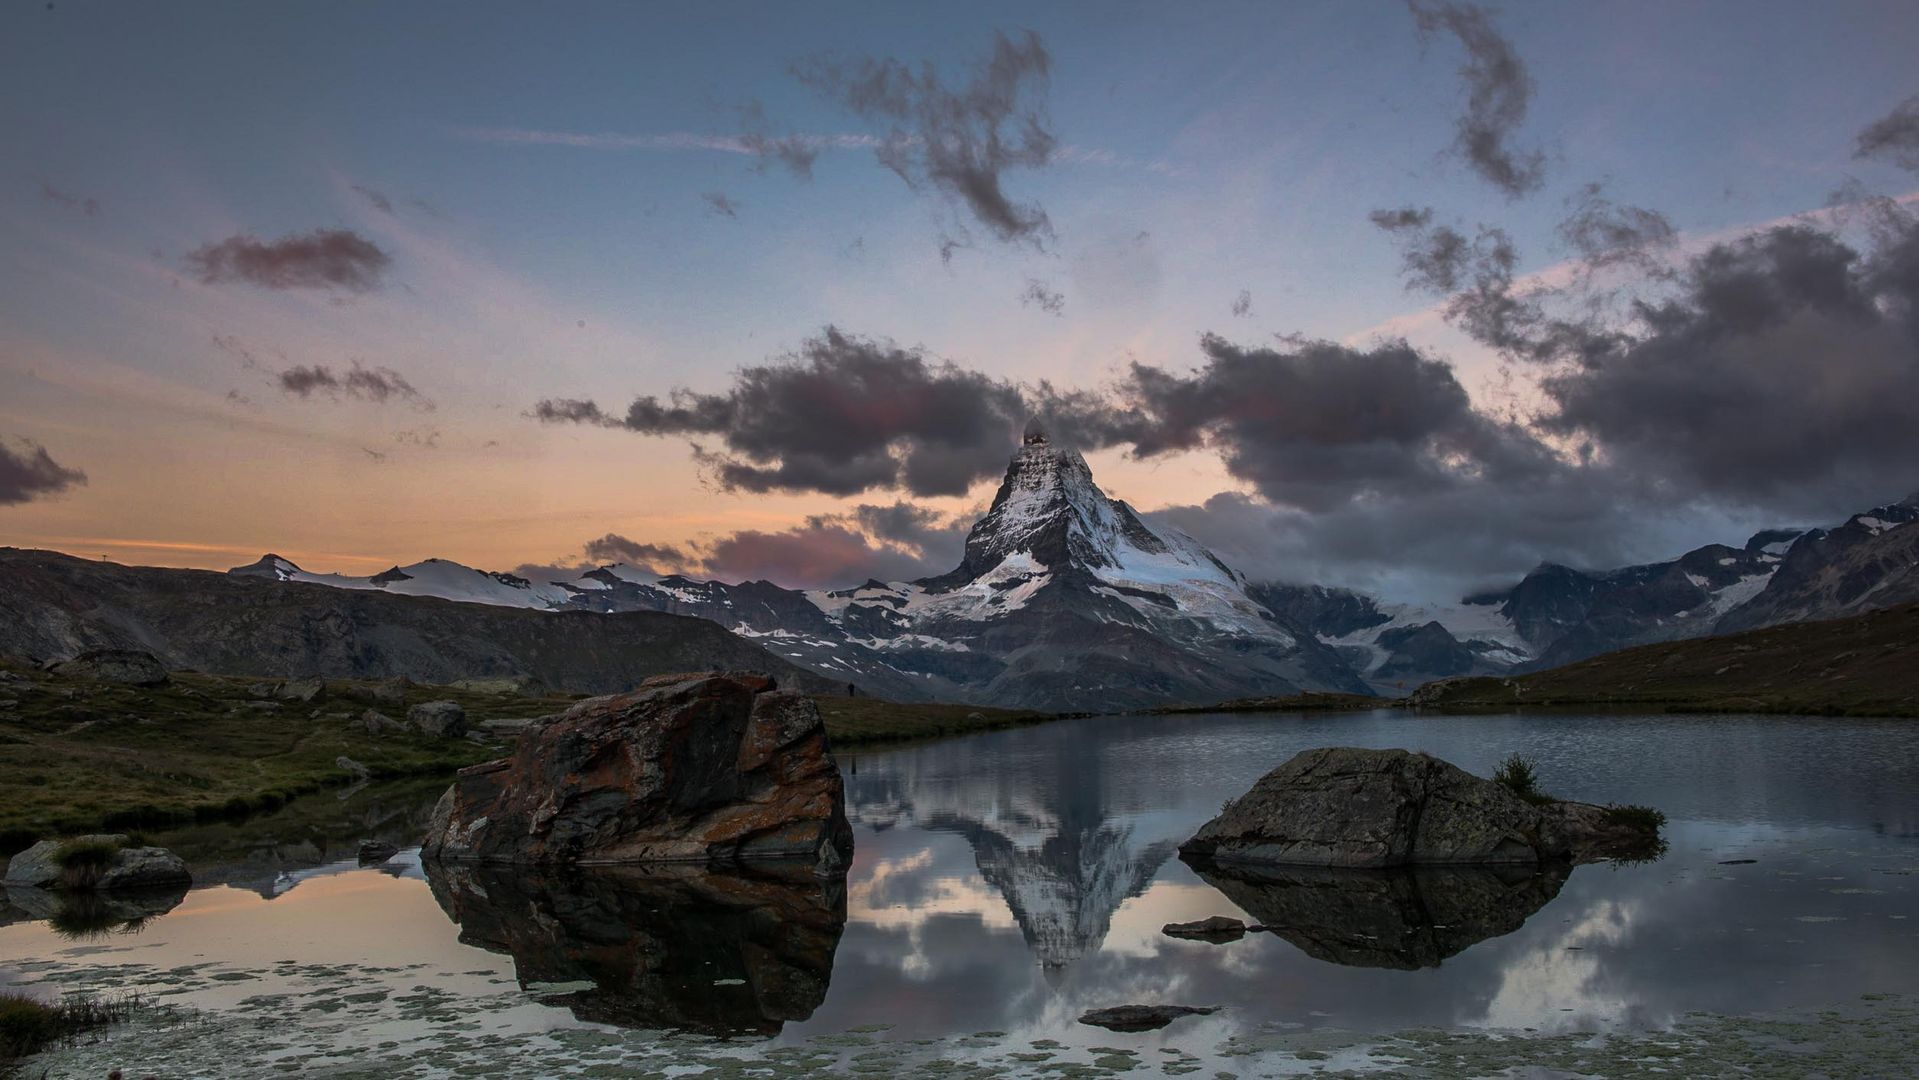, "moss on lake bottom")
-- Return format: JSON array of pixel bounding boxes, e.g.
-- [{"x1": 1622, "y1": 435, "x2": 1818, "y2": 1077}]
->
[{"x1": 15, "y1": 949, "x2": 1919, "y2": 1078}]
